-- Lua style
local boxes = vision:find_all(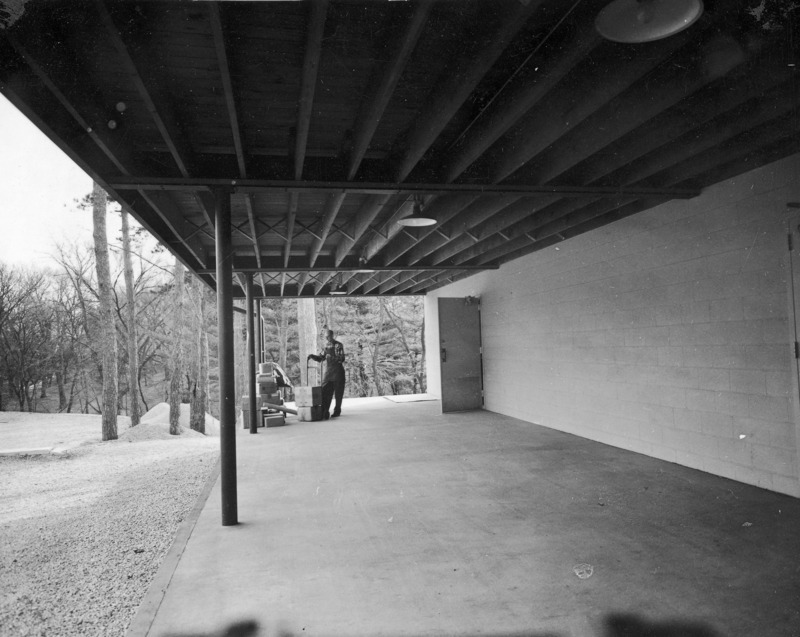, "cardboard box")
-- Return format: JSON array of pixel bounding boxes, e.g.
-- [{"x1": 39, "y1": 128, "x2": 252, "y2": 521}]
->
[
  {"x1": 263, "y1": 412, "x2": 286, "y2": 427},
  {"x1": 258, "y1": 362, "x2": 275, "y2": 375},
  {"x1": 297, "y1": 406, "x2": 325, "y2": 422},
  {"x1": 259, "y1": 393, "x2": 282, "y2": 407},
  {"x1": 241, "y1": 395, "x2": 258, "y2": 411},
  {"x1": 240, "y1": 406, "x2": 264, "y2": 429},
  {"x1": 258, "y1": 380, "x2": 278, "y2": 395},
  {"x1": 294, "y1": 386, "x2": 322, "y2": 407}
]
